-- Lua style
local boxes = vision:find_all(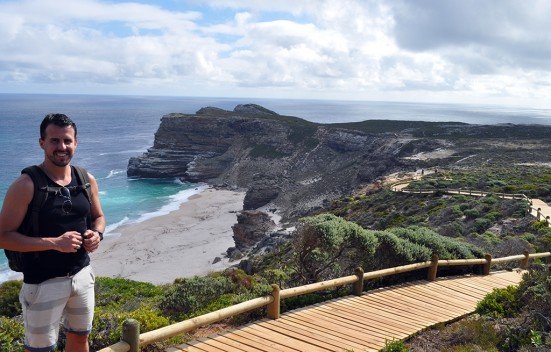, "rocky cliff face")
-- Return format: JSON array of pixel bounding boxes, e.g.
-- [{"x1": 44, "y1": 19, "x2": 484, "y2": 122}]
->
[{"x1": 128, "y1": 104, "x2": 442, "y2": 219}]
